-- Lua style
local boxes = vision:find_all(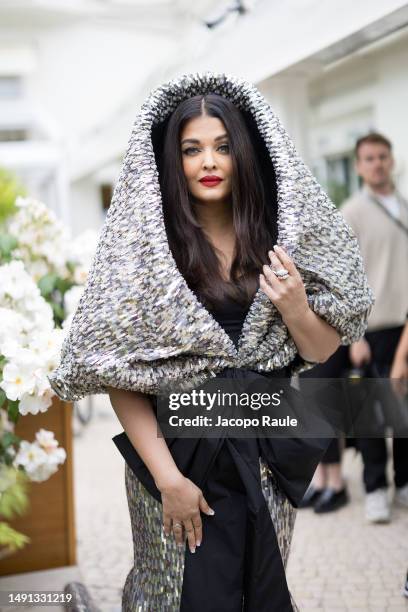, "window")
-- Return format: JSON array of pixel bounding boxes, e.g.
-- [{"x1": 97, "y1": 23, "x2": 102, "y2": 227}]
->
[
  {"x1": 0, "y1": 76, "x2": 22, "y2": 99},
  {"x1": 0, "y1": 128, "x2": 28, "y2": 142},
  {"x1": 100, "y1": 183, "x2": 113, "y2": 211},
  {"x1": 325, "y1": 153, "x2": 359, "y2": 207}
]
